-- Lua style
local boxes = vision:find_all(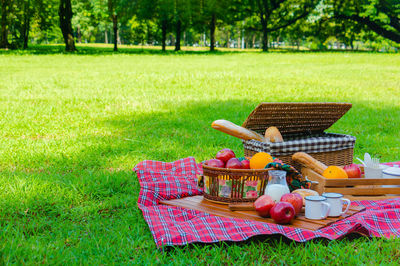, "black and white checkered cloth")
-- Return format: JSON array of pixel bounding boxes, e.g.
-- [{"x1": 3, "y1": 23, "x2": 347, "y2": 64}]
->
[{"x1": 243, "y1": 133, "x2": 356, "y2": 156}]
